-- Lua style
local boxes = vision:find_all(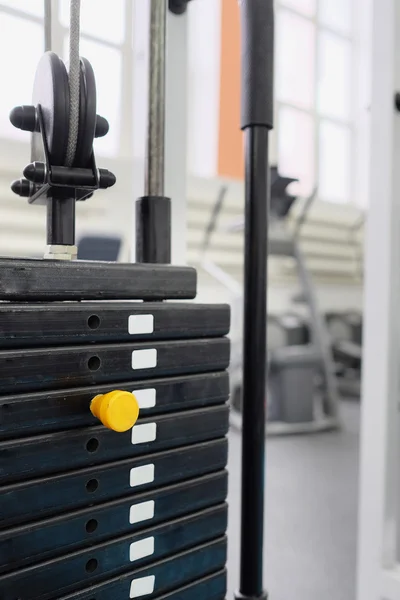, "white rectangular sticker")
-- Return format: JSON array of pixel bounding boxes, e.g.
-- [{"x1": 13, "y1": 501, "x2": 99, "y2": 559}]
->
[
  {"x1": 129, "y1": 536, "x2": 155, "y2": 562},
  {"x1": 133, "y1": 388, "x2": 156, "y2": 409},
  {"x1": 128, "y1": 315, "x2": 154, "y2": 335},
  {"x1": 131, "y1": 349, "x2": 157, "y2": 370},
  {"x1": 131, "y1": 423, "x2": 157, "y2": 445},
  {"x1": 130, "y1": 575, "x2": 155, "y2": 598},
  {"x1": 129, "y1": 500, "x2": 155, "y2": 524},
  {"x1": 130, "y1": 464, "x2": 155, "y2": 487}
]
